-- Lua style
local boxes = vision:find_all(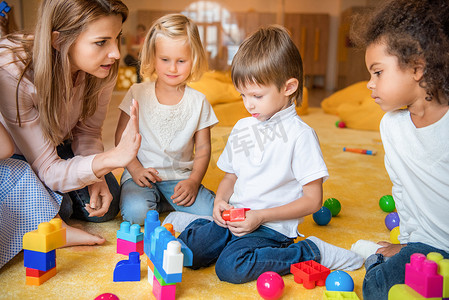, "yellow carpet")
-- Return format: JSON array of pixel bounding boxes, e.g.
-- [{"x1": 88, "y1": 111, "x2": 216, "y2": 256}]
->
[{"x1": 0, "y1": 108, "x2": 392, "y2": 300}]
